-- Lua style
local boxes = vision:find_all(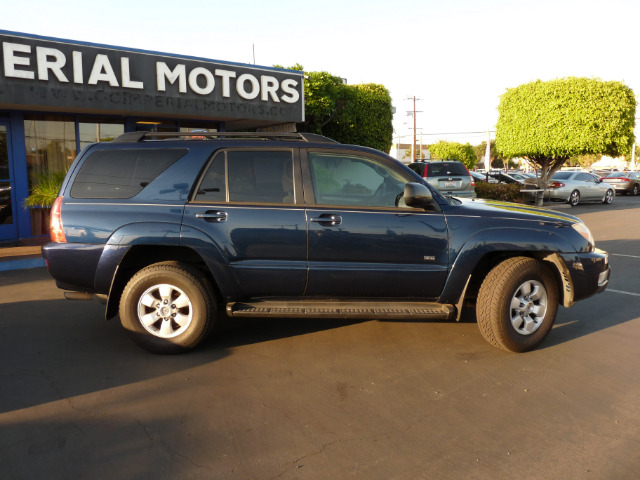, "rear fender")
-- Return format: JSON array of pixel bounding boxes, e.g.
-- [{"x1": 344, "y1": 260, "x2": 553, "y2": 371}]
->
[{"x1": 101, "y1": 222, "x2": 181, "y2": 319}]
